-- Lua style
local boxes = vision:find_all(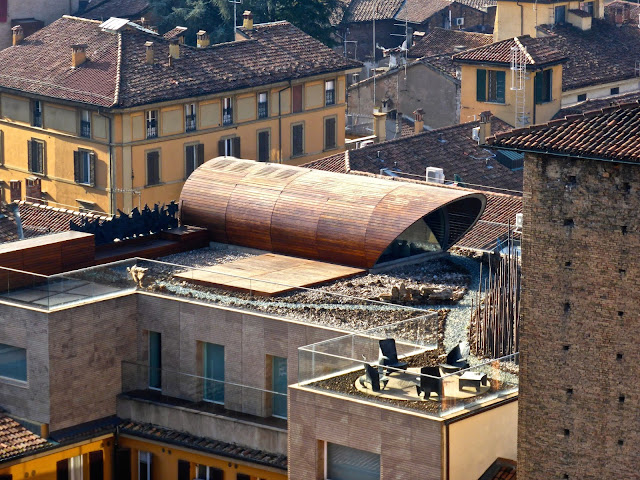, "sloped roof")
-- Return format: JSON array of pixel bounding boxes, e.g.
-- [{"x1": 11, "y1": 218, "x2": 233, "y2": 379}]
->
[
  {"x1": 18, "y1": 200, "x2": 109, "y2": 236},
  {"x1": 552, "y1": 91, "x2": 640, "y2": 119},
  {"x1": 0, "y1": 415, "x2": 50, "y2": 461},
  {"x1": 77, "y1": 0, "x2": 150, "y2": 20},
  {"x1": 395, "y1": 0, "x2": 453, "y2": 23},
  {"x1": 408, "y1": 27, "x2": 493, "y2": 58},
  {"x1": 453, "y1": 35, "x2": 567, "y2": 68},
  {"x1": 479, "y1": 458, "x2": 517, "y2": 480},
  {"x1": 162, "y1": 26, "x2": 187, "y2": 40},
  {"x1": 488, "y1": 101, "x2": 640, "y2": 163},
  {"x1": 0, "y1": 17, "x2": 360, "y2": 108},
  {"x1": 535, "y1": 20, "x2": 640, "y2": 91},
  {"x1": 343, "y1": 0, "x2": 405, "y2": 22}
]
